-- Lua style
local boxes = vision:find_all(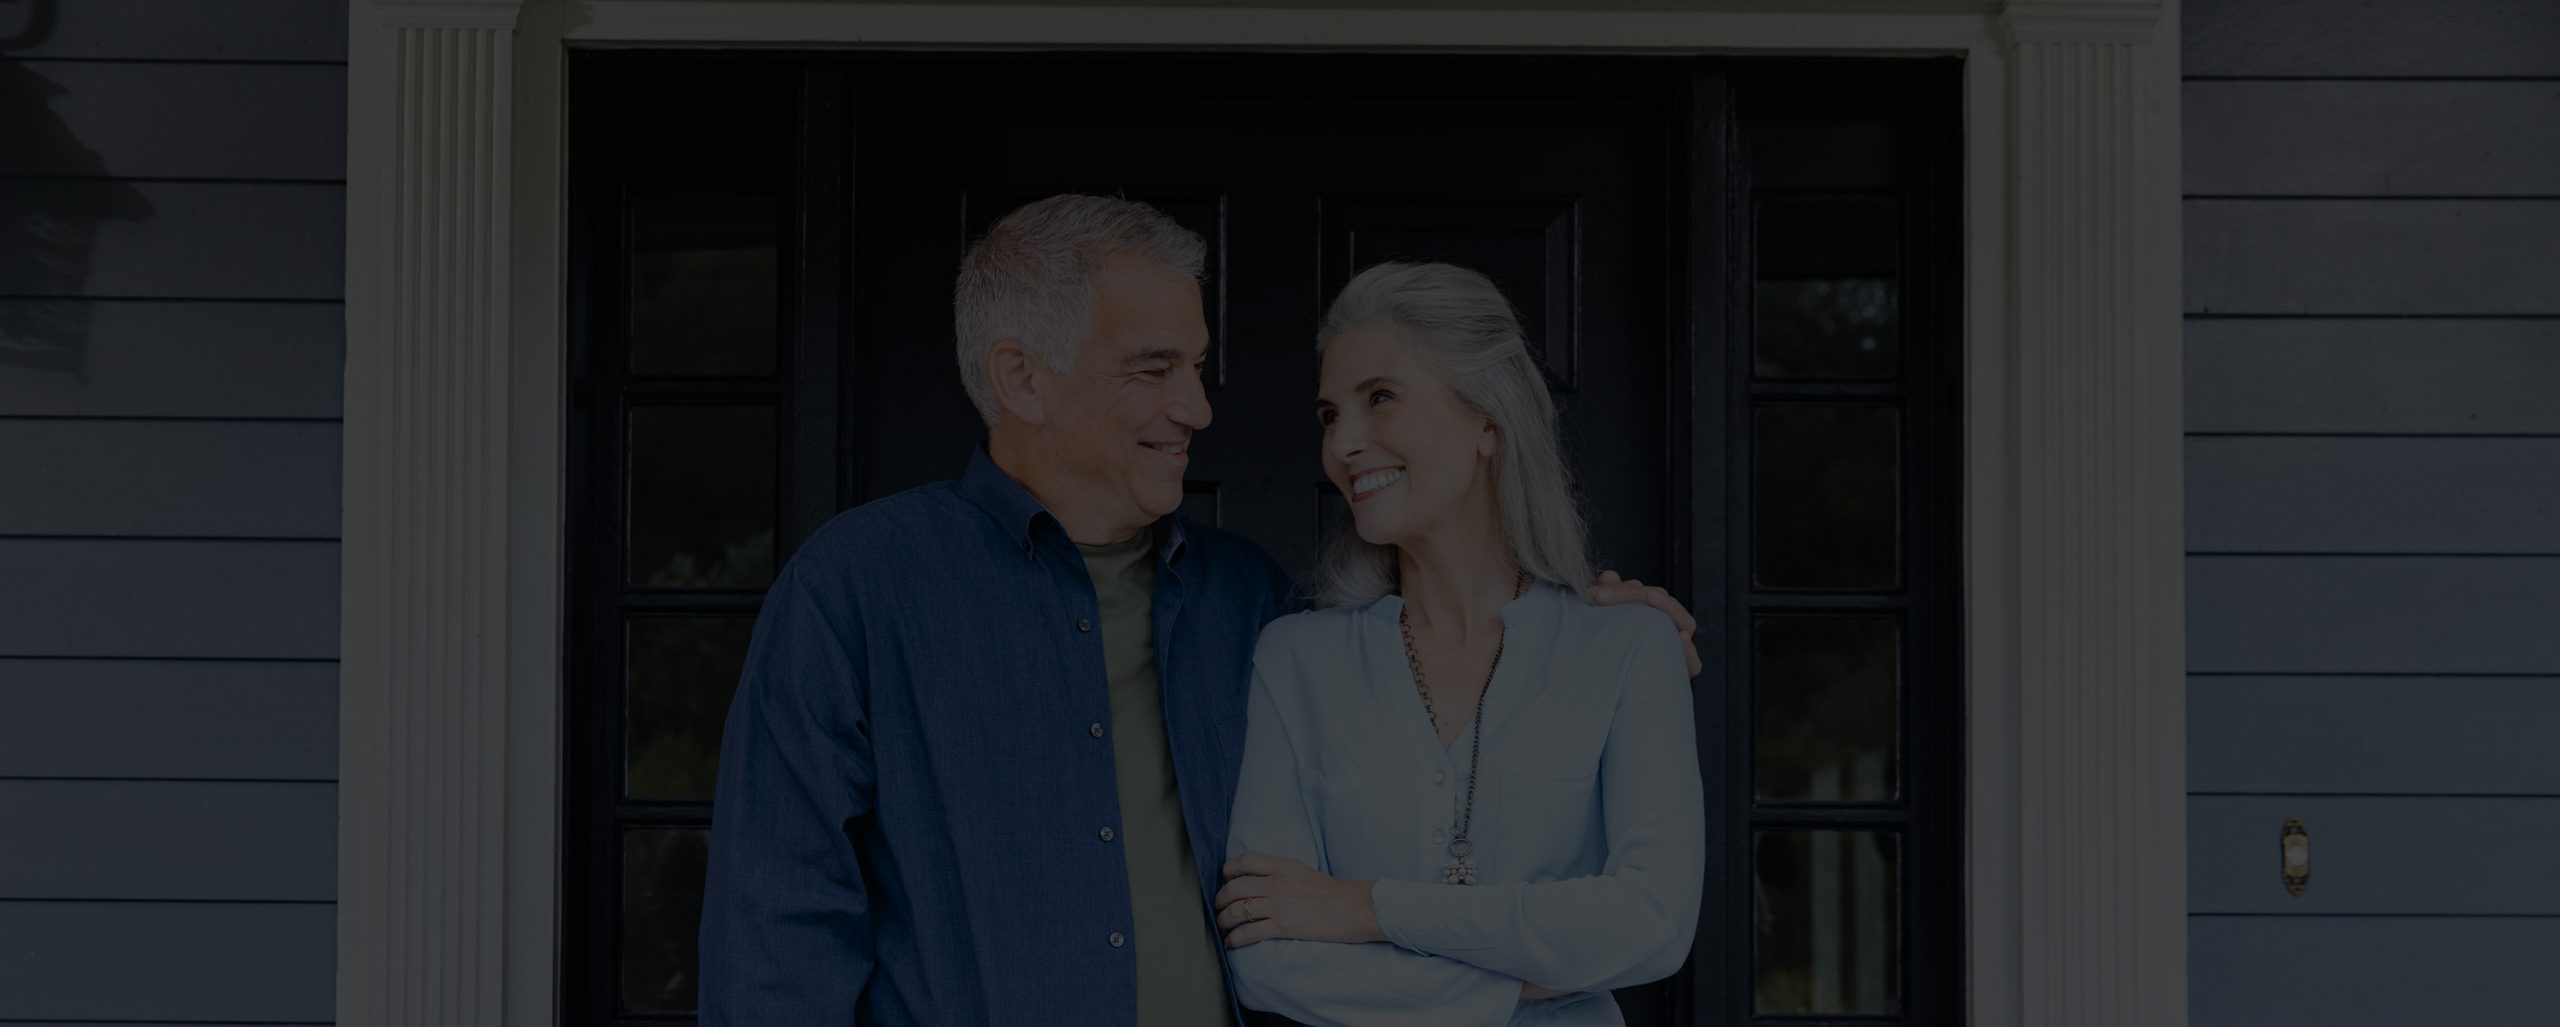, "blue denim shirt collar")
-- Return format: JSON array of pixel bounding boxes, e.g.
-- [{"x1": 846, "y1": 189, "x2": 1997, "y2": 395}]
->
[{"x1": 956, "y1": 443, "x2": 1189, "y2": 566}]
